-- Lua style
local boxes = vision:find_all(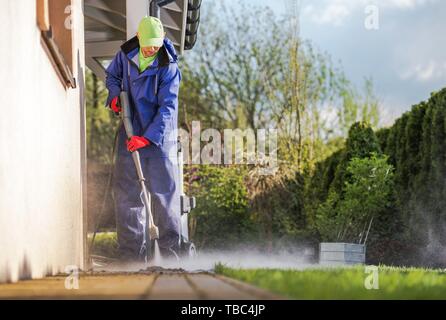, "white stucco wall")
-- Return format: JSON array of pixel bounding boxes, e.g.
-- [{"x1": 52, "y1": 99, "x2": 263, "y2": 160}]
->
[
  {"x1": 0, "y1": 0, "x2": 86, "y2": 282},
  {"x1": 127, "y1": 0, "x2": 154, "y2": 40}
]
